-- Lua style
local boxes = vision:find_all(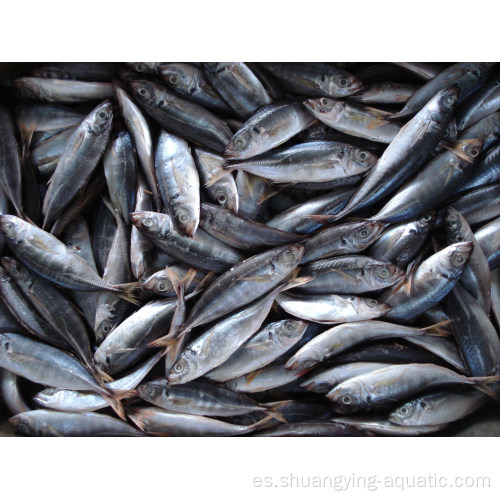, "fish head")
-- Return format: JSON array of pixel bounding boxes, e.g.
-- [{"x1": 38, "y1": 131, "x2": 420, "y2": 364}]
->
[
  {"x1": 389, "y1": 399, "x2": 427, "y2": 426},
  {"x1": 94, "y1": 306, "x2": 116, "y2": 342},
  {"x1": 303, "y1": 97, "x2": 343, "y2": 119},
  {"x1": 276, "y1": 319, "x2": 309, "y2": 346},
  {"x1": 444, "y1": 208, "x2": 469, "y2": 244},
  {"x1": 345, "y1": 221, "x2": 385, "y2": 251},
  {"x1": 128, "y1": 63, "x2": 150, "y2": 74},
  {"x1": 212, "y1": 186, "x2": 237, "y2": 212},
  {"x1": 429, "y1": 85, "x2": 459, "y2": 122},
  {"x1": 224, "y1": 127, "x2": 256, "y2": 160},
  {"x1": 129, "y1": 80, "x2": 166, "y2": 108},
  {"x1": 444, "y1": 241, "x2": 473, "y2": 278},
  {"x1": 173, "y1": 205, "x2": 199, "y2": 238},
  {"x1": 32, "y1": 388, "x2": 59, "y2": 408},
  {"x1": 349, "y1": 147, "x2": 378, "y2": 173},
  {"x1": 414, "y1": 212, "x2": 436, "y2": 233},
  {"x1": 159, "y1": 63, "x2": 194, "y2": 91},
  {"x1": 87, "y1": 101, "x2": 113, "y2": 134},
  {"x1": 167, "y1": 351, "x2": 196, "y2": 384},
  {"x1": 371, "y1": 263, "x2": 405, "y2": 287},
  {"x1": 137, "y1": 379, "x2": 168, "y2": 403},
  {"x1": 13, "y1": 77, "x2": 41, "y2": 100},
  {"x1": 0, "y1": 215, "x2": 24, "y2": 242},
  {"x1": 1, "y1": 257, "x2": 33, "y2": 286},
  {"x1": 327, "y1": 379, "x2": 367, "y2": 413},
  {"x1": 142, "y1": 272, "x2": 173, "y2": 296},
  {"x1": 31, "y1": 66, "x2": 70, "y2": 79},
  {"x1": 325, "y1": 70, "x2": 363, "y2": 97},
  {"x1": 274, "y1": 244, "x2": 305, "y2": 273},
  {"x1": 9, "y1": 412, "x2": 41, "y2": 436},
  {"x1": 130, "y1": 211, "x2": 172, "y2": 239}
]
